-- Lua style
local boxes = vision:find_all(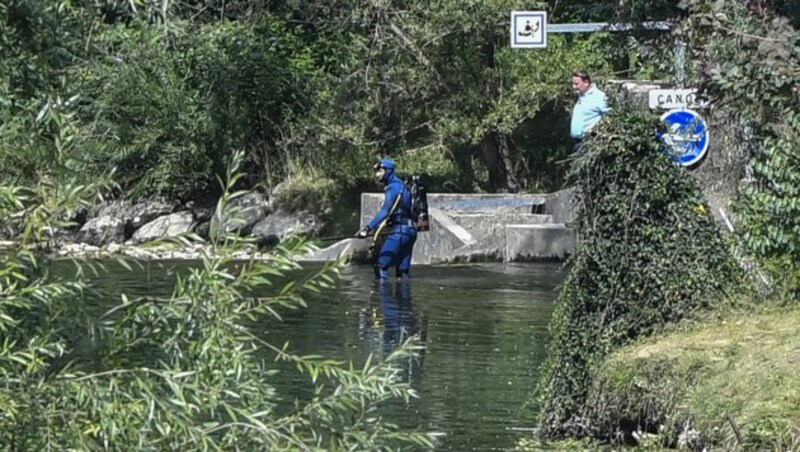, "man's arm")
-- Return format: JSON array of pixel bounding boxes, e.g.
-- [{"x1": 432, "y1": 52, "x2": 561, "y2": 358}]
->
[{"x1": 596, "y1": 91, "x2": 611, "y2": 115}]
